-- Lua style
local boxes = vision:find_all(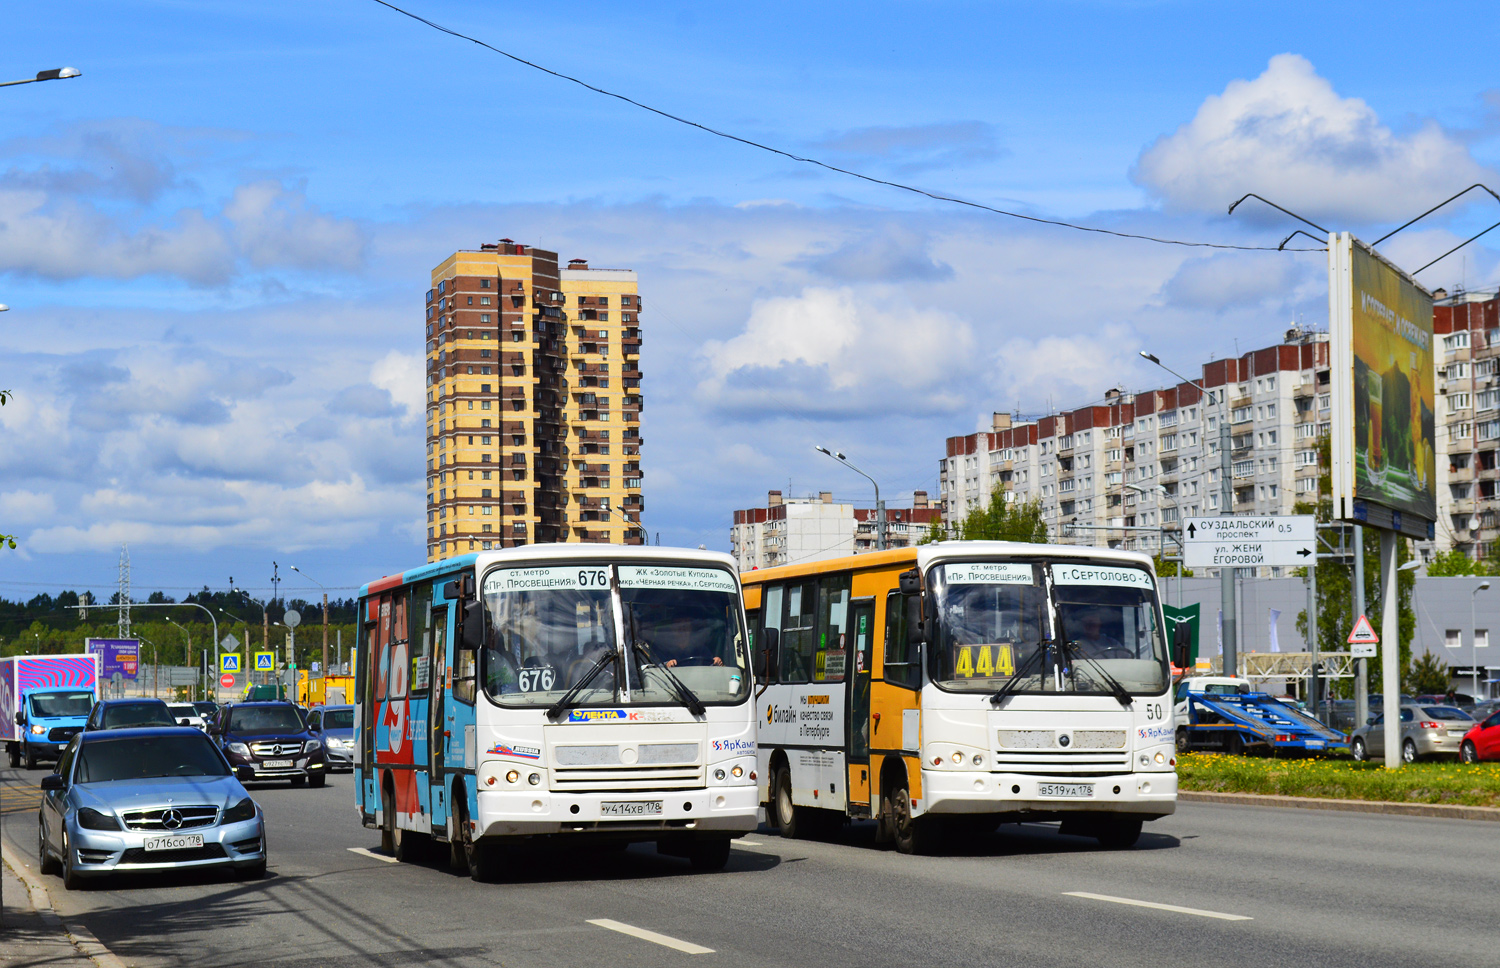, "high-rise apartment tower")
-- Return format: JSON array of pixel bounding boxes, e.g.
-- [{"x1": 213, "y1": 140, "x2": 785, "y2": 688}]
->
[{"x1": 425, "y1": 239, "x2": 644, "y2": 561}]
